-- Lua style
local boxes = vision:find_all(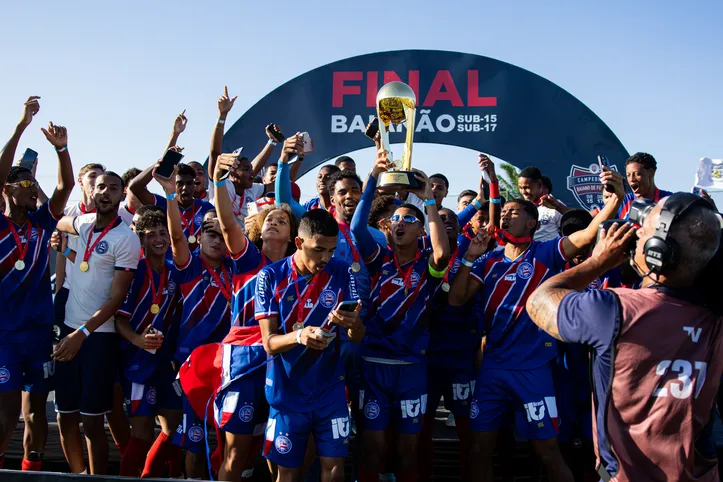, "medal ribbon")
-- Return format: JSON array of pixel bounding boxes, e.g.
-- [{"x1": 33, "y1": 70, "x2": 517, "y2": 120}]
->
[
  {"x1": 393, "y1": 250, "x2": 422, "y2": 294},
  {"x1": 83, "y1": 217, "x2": 119, "y2": 265},
  {"x1": 492, "y1": 227, "x2": 531, "y2": 246},
  {"x1": 442, "y1": 247, "x2": 460, "y2": 286},
  {"x1": 290, "y1": 257, "x2": 322, "y2": 327},
  {"x1": 201, "y1": 259, "x2": 232, "y2": 301},
  {"x1": 338, "y1": 223, "x2": 360, "y2": 266},
  {"x1": 144, "y1": 258, "x2": 167, "y2": 311},
  {"x1": 180, "y1": 200, "x2": 202, "y2": 239},
  {"x1": 7, "y1": 218, "x2": 33, "y2": 265}
]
